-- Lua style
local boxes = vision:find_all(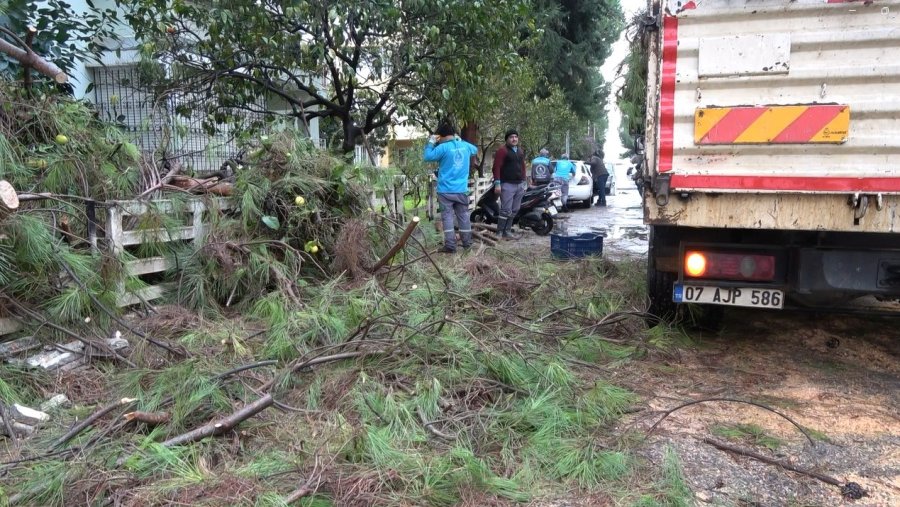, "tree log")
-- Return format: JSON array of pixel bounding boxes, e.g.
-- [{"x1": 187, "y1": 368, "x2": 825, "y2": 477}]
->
[
  {"x1": 0, "y1": 35, "x2": 68, "y2": 84},
  {"x1": 161, "y1": 394, "x2": 273, "y2": 447},
  {"x1": 471, "y1": 223, "x2": 498, "y2": 233}
]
